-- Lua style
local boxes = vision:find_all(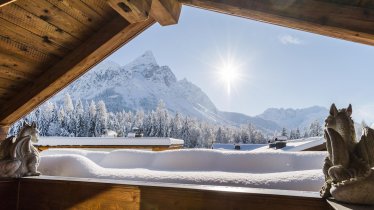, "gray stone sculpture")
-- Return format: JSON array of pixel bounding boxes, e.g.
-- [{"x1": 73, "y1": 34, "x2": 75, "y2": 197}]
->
[
  {"x1": 0, "y1": 122, "x2": 40, "y2": 178},
  {"x1": 321, "y1": 104, "x2": 374, "y2": 205}
]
